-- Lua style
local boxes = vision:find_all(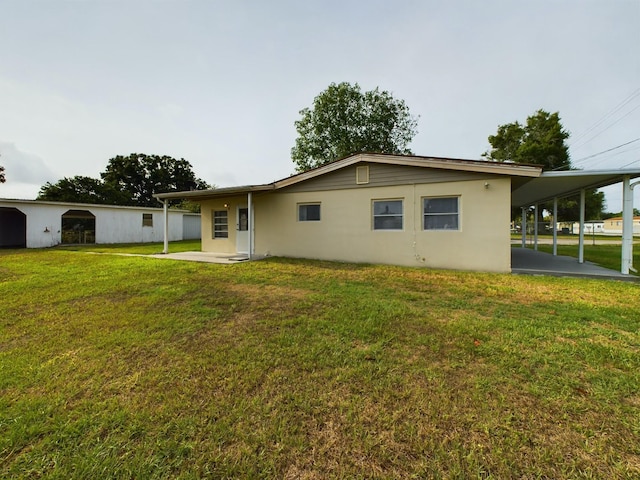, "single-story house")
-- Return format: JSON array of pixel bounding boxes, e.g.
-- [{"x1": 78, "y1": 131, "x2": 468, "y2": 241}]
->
[
  {"x1": 602, "y1": 216, "x2": 640, "y2": 235},
  {"x1": 0, "y1": 198, "x2": 200, "y2": 248},
  {"x1": 155, "y1": 153, "x2": 640, "y2": 274},
  {"x1": 155, "y1": 154, "x2": 541, "y2": 272}
]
